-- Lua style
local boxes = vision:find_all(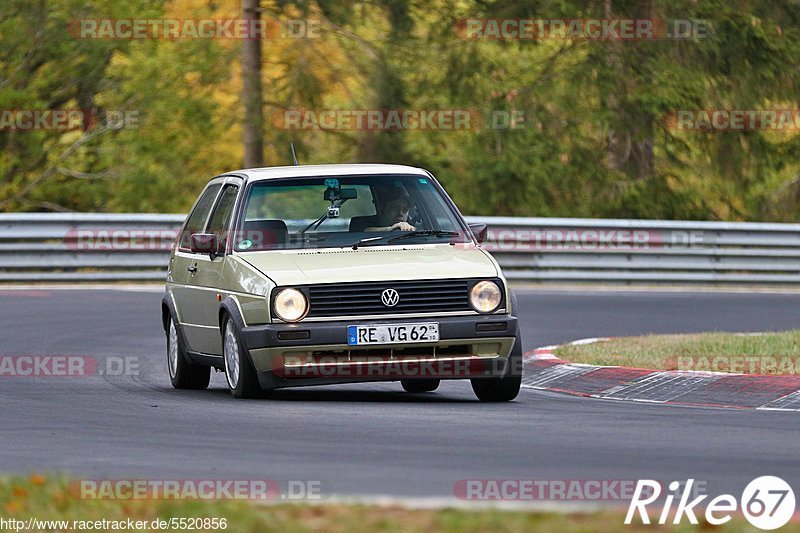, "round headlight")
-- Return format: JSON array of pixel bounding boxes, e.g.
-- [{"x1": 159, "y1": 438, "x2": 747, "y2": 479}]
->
[
  {"x1": 470, "y1": 281, "x2": 502, "y2": 313},
  {"x1": 273, "y1": 288, "x2": 308, "y2": 322}
]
